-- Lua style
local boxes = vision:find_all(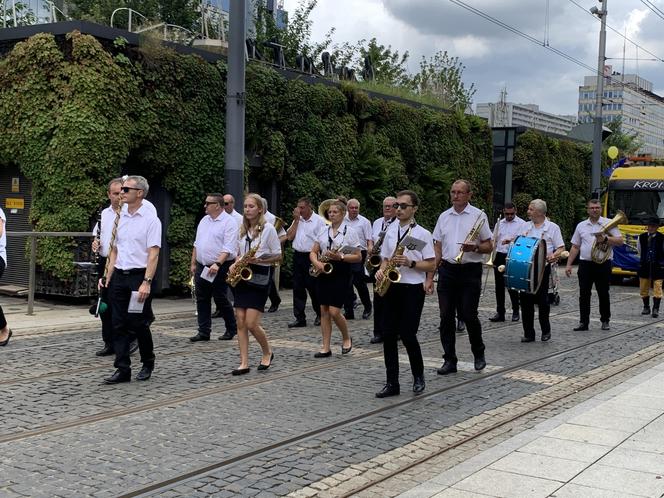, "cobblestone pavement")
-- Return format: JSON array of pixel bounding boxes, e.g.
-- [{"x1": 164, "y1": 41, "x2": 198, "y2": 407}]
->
[{"x1": 2, "y1": 275, "x2": 664, "y2": 497}]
